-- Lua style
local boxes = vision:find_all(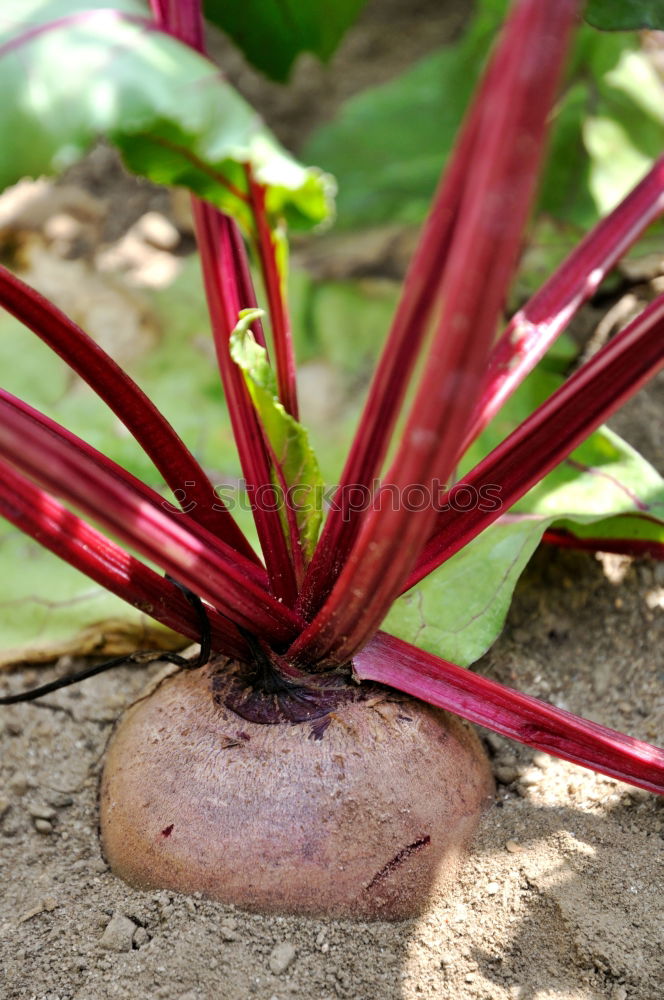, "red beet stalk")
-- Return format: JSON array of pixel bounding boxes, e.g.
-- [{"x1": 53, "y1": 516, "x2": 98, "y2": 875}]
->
[
  {"x1": 355, "y1": 632, "x2": 664, "y2": 795},
  {"x1": 0, "y1": 391, "x2": 301, "y2": 643}
]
